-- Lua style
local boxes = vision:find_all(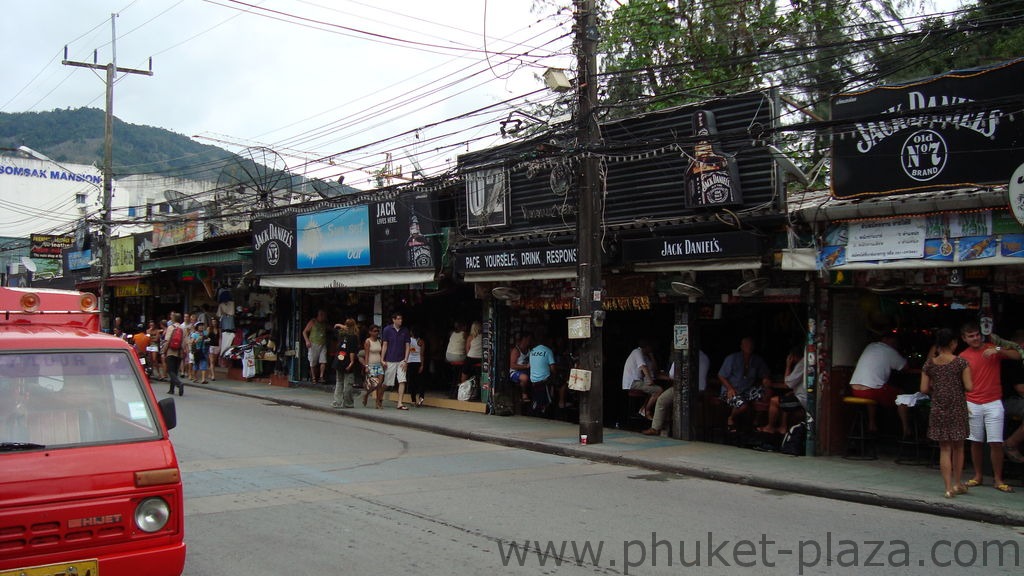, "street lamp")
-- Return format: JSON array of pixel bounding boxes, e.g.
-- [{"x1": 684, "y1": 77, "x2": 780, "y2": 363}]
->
[{"x1": 18, "y1": 145, "x2": 110, "y2": 329}]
